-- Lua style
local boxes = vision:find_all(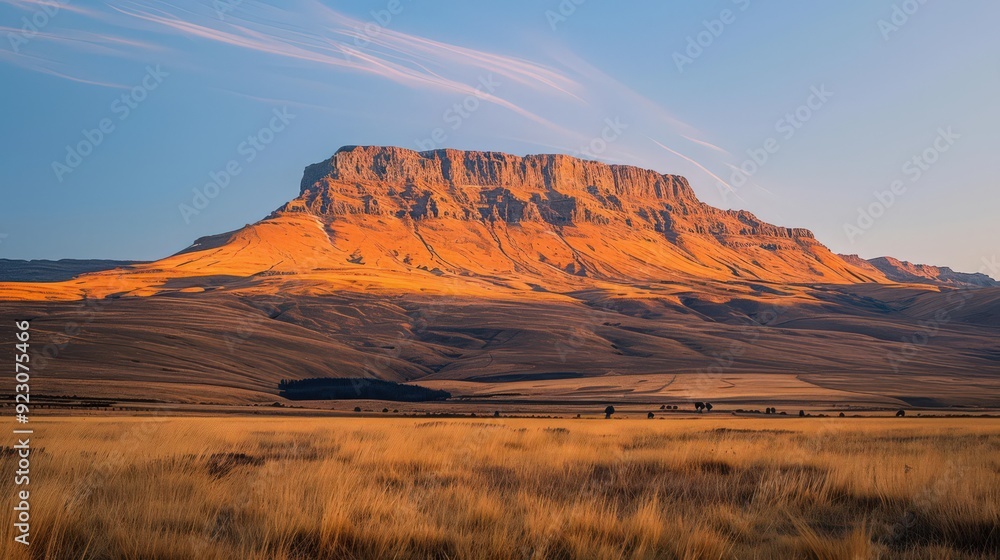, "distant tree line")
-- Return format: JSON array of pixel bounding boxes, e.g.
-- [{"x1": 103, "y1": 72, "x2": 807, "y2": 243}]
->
[{"x1": 278, "y1": 378, "x2": 450, "y2": 402}]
